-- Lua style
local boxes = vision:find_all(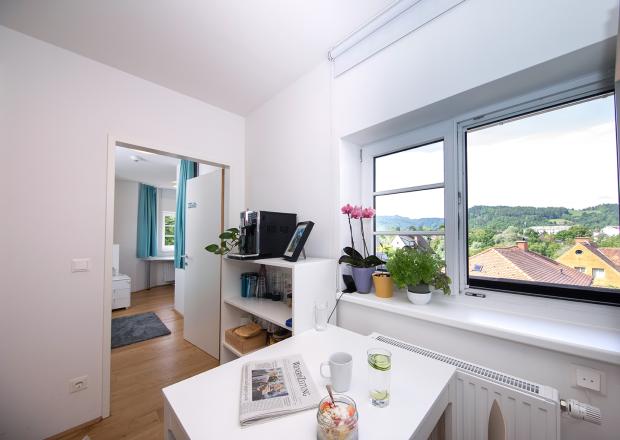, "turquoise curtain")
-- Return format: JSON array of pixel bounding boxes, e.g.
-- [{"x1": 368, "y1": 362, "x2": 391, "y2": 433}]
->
[
  {"x1": 174, "y1": 160, "x2": 198, "y2": 269},
  {"x1": 136, "y1": 183, "x2": 158, "y2": 258}
]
